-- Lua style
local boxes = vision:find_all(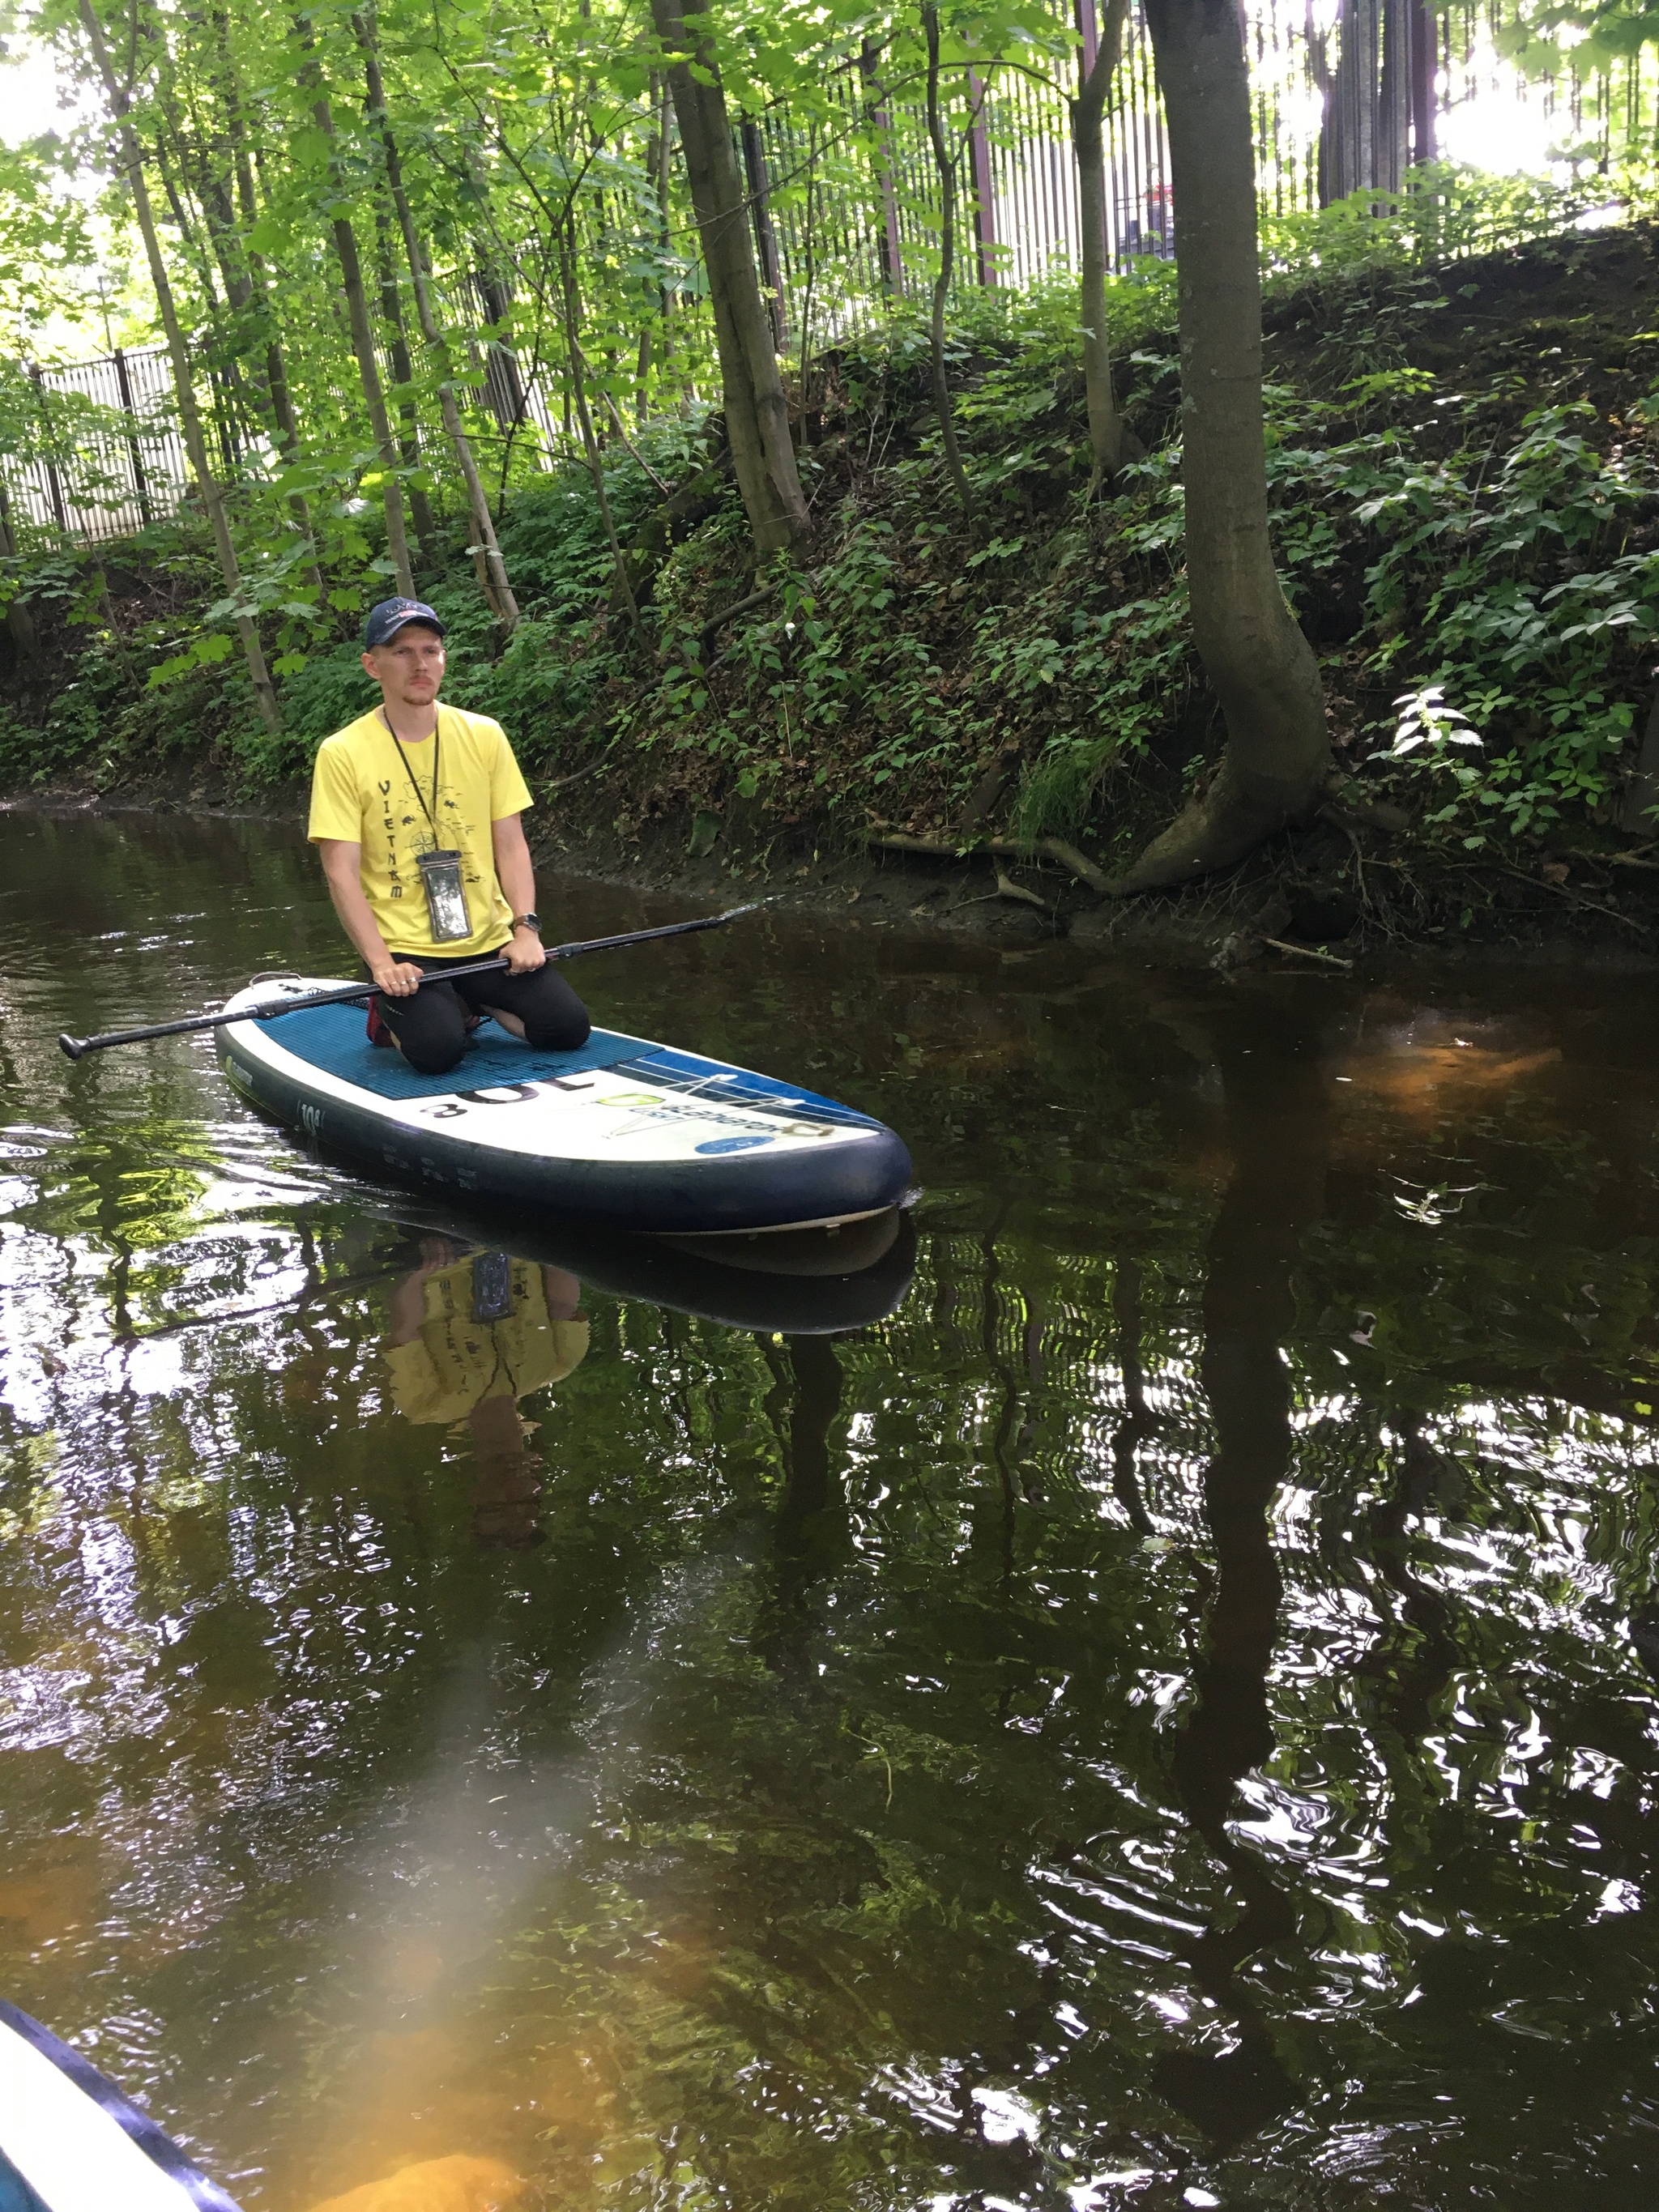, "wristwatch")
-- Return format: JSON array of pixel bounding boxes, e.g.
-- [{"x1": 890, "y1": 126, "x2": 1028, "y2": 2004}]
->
[{"x1": 512, "y1": 911, "x2": 542, "y2": 934}]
